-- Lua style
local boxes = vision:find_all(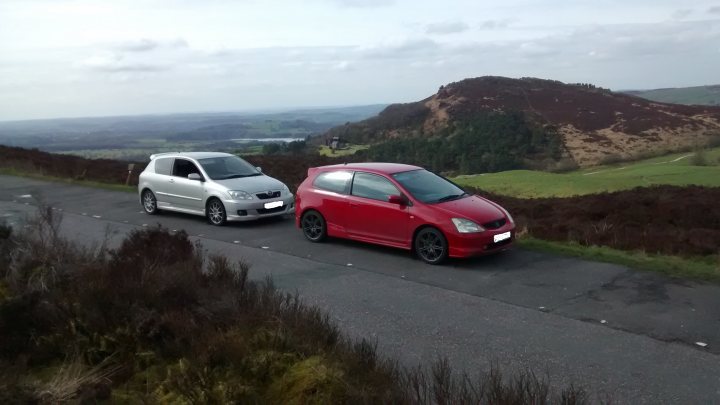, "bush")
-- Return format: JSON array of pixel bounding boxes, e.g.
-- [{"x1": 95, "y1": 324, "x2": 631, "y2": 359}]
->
[
  {"x1": 262, "y1": 143, "x2": 282, "y2": 155},
  {"x1": 599, "y1": 153, "x2": 624, "y2": 165},
  {"x1": 549, "y1": 158, "x2": 580, "y2": 173},
  {"x1": 0, "y1": 208, "x2": 588, "y2": 403},
  {"x1": 691, "y1": 148, "x2": 708, "y2": 166},
  {"x1": 706, "y1": 134, "x2": 720, "y2": 148}
]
